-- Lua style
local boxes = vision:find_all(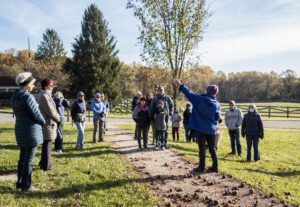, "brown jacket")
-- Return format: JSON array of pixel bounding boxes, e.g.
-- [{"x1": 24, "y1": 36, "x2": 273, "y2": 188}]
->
[{"x1": 38, "y1": 90, "x2": 60, "y2": 141}]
